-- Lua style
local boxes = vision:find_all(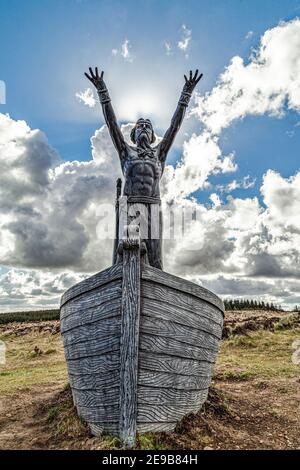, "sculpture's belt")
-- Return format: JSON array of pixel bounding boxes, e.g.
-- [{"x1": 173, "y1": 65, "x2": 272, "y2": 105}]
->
[{"x1": 126, "y1": 196, "x2": 161, "y2": 205}]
